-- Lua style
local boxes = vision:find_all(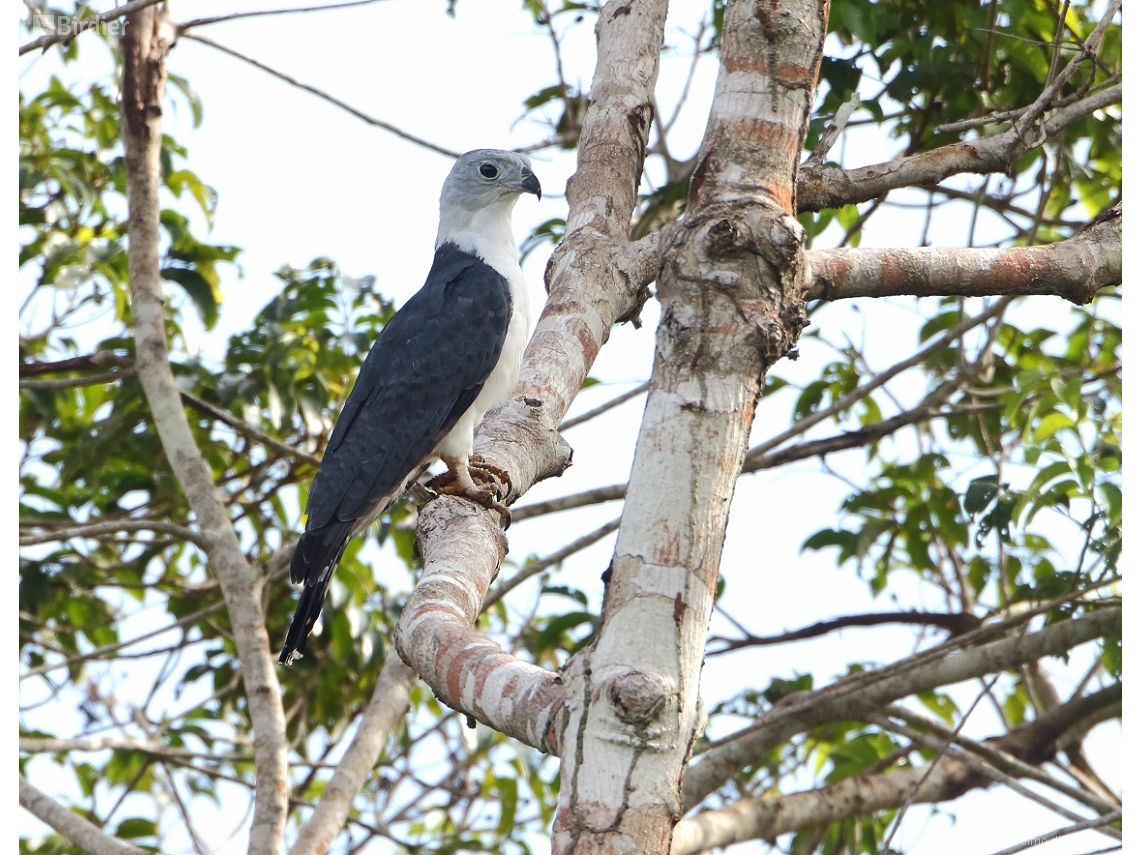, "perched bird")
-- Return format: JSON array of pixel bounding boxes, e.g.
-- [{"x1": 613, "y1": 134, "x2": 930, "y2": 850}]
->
[{"x1": 279, "y1": 150, "x2": 540, "y2": 664}]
